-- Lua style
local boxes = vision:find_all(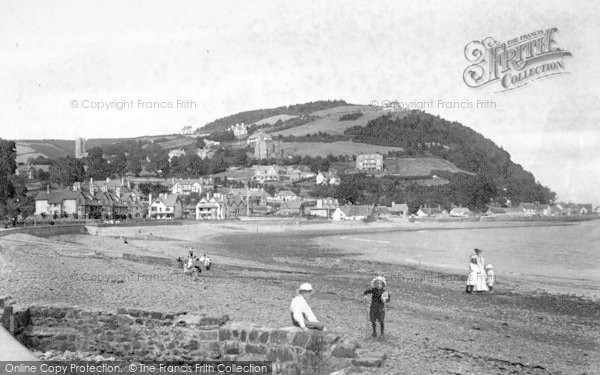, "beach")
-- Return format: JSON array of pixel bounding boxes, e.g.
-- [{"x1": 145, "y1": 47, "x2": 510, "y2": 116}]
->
[{"x1": 0, "y1": 220, "x2": 599, "y2": 374}]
